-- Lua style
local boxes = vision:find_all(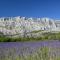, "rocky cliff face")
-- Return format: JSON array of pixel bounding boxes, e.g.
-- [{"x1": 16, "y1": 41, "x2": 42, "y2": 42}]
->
[{"x1": 0, "y1": 16, "x2": 60, "y2": 37}]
